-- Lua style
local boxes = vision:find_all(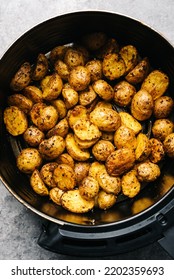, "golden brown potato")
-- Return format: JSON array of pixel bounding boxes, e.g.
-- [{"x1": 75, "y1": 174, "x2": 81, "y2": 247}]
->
[
  {"x1": 125, "y1": 57, "x2": 150, "y2": 84},
  {"x1": 119, "y1": 45, "x2": 138, "y2": 74},
  {"x1": 51, "y1": 99, "x2": 67, "y2": 119},
  {"x1": 39, "y1": 135, "x2": 65, "y2": 160},
  {"x1": 49, "y1": 187, "x2": 64, "y2": 205},
  {"x1": 141, "y1": 70, "x2": 169, "y2": 100},
  {"x1": 149, "y1": 138, "x2": 165, "y2": 163},
  {"x1": 90, "y1": 107, "x2": 121, "y2": 132},
  {"x1": 114, "y1": 125, "x2": 137, "y2": 150},
  {"x1": 137, "y1": 161, "x2": 161, "y2": 182},
  {"x1": 121, "y1": 170, "x2": 141, "y2": 198},
  {"x1": 113, "y1": 80, "x2": 136, "y2": 107},
  {"x1": 163, "y1": 133, "x2": 174, "y2": 158},
  {"x1": 105, "y1": 148, "x2": 136, "y2": 176},
  {"x1": 23, "y1": 85, "x2": 43, "y2": 103},
  {"x1": 62, "y1": 87, "x2": 78, "y2": 109},
  {"x1": 92, "y1": 140, "x2": 115, "y2": 161},
  {"x1": 74, "y1": 162, "x2": 90, "y2": 185},
  {"x1": 97, "y1": 190, "x2": 117, "y2": 210},
  {"x1": 40, "y1": 162, "x2": 59, "y2": 188},
  {"x1": 54, "y1": 59, "x2": 70, "y2": 81},
  {"x1": 97, "y1": 166, "x2": 121, "y2": 195},
  {"x1": 65, "y1": 133, "x2": 90, "y2": 161},
  {"x1": 17, "y1": 148, "x2": 42, "y2": 174},
  {"x1": 56, "y1": 153, "x2": 74, "y2": 169},
  {"x1": 135, "y1": 133, "x2": 151, "y2": 162},
  {"x1": 32, "y1": 53, "x2": 48, "y2": 81},
  {"x1": 86, "y1": 59, "x2": 103, "y2": 82},
  {"x1": 88, "y1": 162, "x2": 106, "y2": 180},
  {"x1": 49, "y1": 45, "x2": 67, "y2": 63},
  {"x1": 10, "y1": 62, "x2": 31, "y2": 91},
  {"x1": 41, "y1": 73, "x2": 63, "y2": 101},
  {"x1": 30, "y1": 103, "x2": 59, "y2": 131},
  {"x1": 46, "y1": 118, "x2": 69, "y2": 138},
  {"x1": 23, "y1": 126, "x2": 45, "y2": 147},
  {"x1": 82, "y1": 32, "x2": 107, "y2": 51},
  {"x1": 73, "y1": 119, "x2": 101, "y2": 141},
  {"x1": 3, "y1": 106, "x2": 28, "y2": 136},
  {"x1": 7, "y1": 94, "x2": 33, "y2": 114},
  {"x1": 152, "y1": 119, "x2": 174, "y2": 141},
  {"x1": 95, "y1": 101, "x2": 112, "y2": 110},
  {"x1": 79, "y1": 176, "x2": 99, "y2": 200},
  {"x1": 102, "y1": 53, "x2": 126, "y2": 80},
  {"x1": 92, "y1": 79, "x2": 114, "y2": 101},
  {"x1": 67, "y1": 105, "x2": 88, "y2": 129},
  {"x1": 64, "y1": 48, "x2": 85, "y2": 69},
  {"x1": 68, "y1": 66, "x2": 91, "y2": 91},
  {"x1": 30, "y1": 169, "x2": 49, "y2": 196},
  {"x1": 79, "y1": 85, "x2": 97, "y2": 106},
  {"x1": 119, "y1": 112, "x2": 142, "y2": 135},
  {"x1": 74, "y1": 134, "x2": 99, "y2": 149},
  {"x1": 53, "y1": 164, "x2": 76, "y2": 191},
  {"x1": 153, "y1": 96, "x2": 174, "y2": 119},
  {"x1": 131, "y1": 89, "x2": 154, "y2": 121}
]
